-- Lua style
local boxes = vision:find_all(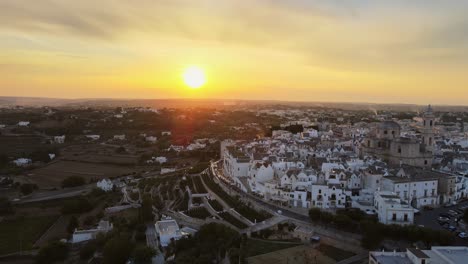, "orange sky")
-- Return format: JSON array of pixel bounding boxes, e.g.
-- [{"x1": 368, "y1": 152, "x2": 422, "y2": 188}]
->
[{"x1": 1, "y1": 0, "x2": 468, "y2": 105}]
